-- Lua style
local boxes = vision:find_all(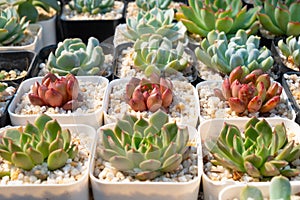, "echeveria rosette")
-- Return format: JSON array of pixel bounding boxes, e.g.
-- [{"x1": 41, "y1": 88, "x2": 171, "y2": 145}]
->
[
  {"x1": 98, "y1": 110, "x2": 189, "y2": 180},
  {"x1": 175, "y1": 0, "x2": 259, "y2": 38},
  {"x1": 205, "y1": 117, "x2": 300, "y2": 180},
  {"x1": 254, "y1": 0, "x2": 300, "y2": 37},
  {"x1": 47, "y1": 37, "x2": 106, "y2": 76},
  {"x1": 278, "y1": 35, "x2": 300, "y2": 68},
  {"x1": 133, "y1": 34, "x2": 189, "y2": 77},
  {"x1": 0, "y1": 114, "x2": 78, "y2": 171},
  {"x1": 69, "y1": 0, "x2": 114, "y2": 14},
  {"x1": 214, "y1": 66, "x2": 282, "y2": 114},
  {"x1": 195, "y1": 30, "x2": 274, "y2": 75},
  {"x1": 136, "y1": 0, "x2": 171, "y2": 11}
]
